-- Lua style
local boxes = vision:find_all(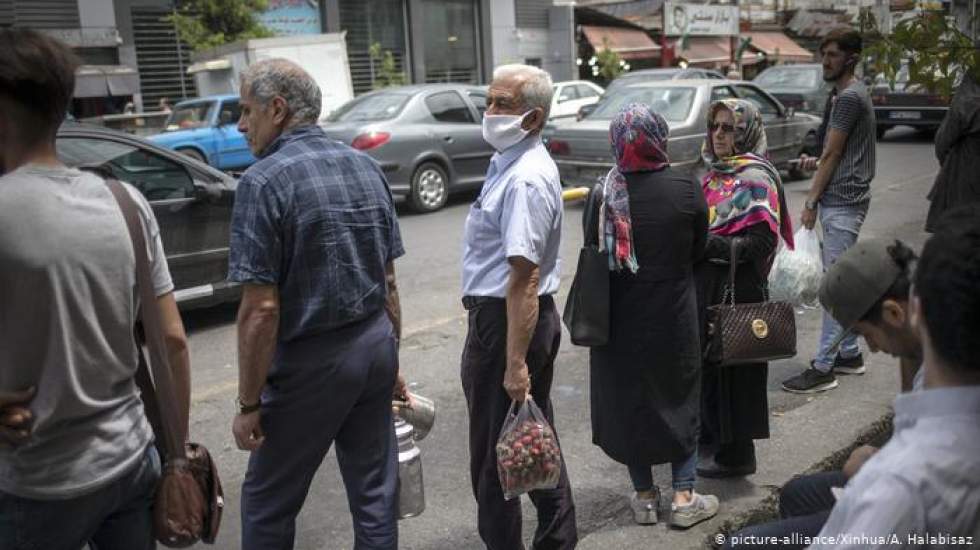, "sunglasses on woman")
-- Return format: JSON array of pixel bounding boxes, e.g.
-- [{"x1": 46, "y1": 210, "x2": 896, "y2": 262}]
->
[{"x1": 708, "y1": 122, "x2": 736, "y2": 135}]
